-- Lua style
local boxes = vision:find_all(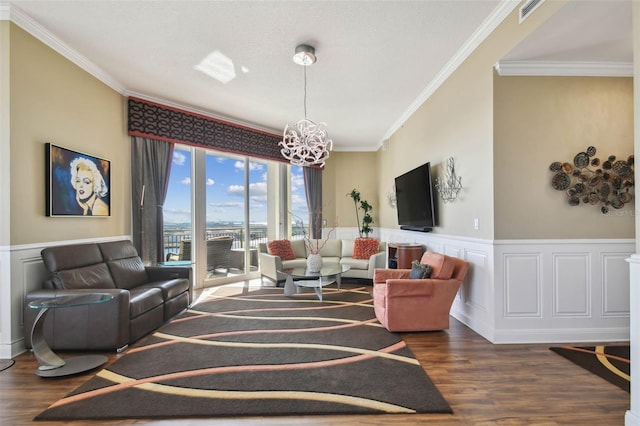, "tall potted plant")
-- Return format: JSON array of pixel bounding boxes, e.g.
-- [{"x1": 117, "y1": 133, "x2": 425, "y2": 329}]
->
[
  {"x1": 347, "y1": 189, "x2": 374, "y2": 238},
  {"x1": 347, "y1": 189, "x2": 379, "y2": 260}
]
